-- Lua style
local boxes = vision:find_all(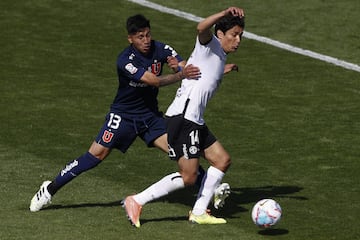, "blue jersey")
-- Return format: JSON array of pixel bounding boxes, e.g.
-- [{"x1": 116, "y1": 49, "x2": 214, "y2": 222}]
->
[{"x1": 111, "y1": 40, "x2": 183, "y2": 115}]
